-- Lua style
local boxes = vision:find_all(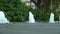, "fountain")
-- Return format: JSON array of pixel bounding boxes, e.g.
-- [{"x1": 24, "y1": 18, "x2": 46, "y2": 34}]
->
[
  {"x1": 0, "y1": 11, "x2": 9, "y2": 23},
  {"x1": 49, "y1": 12, "x2": 55, "y2": 23},
  {"x1": 28, "y1": 11, "x2": 35, "y2": 23},
  {"x1": 59, "y1": 15, "x2": 60, "y2": 23}
]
